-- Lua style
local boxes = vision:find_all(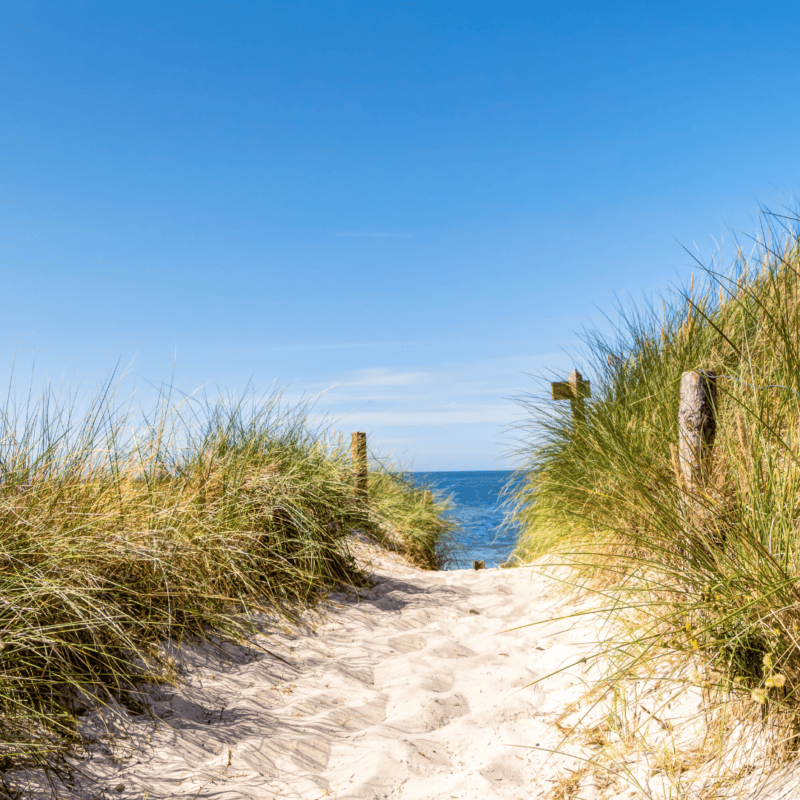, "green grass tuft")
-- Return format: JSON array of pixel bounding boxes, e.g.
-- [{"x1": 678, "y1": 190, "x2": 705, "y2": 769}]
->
[
  {"x1": 0, "y1": 378, "x2": 456, "y2": 785},
  {"x1": 510, "y1": 209, "x2": 800, "y2": 774}
]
